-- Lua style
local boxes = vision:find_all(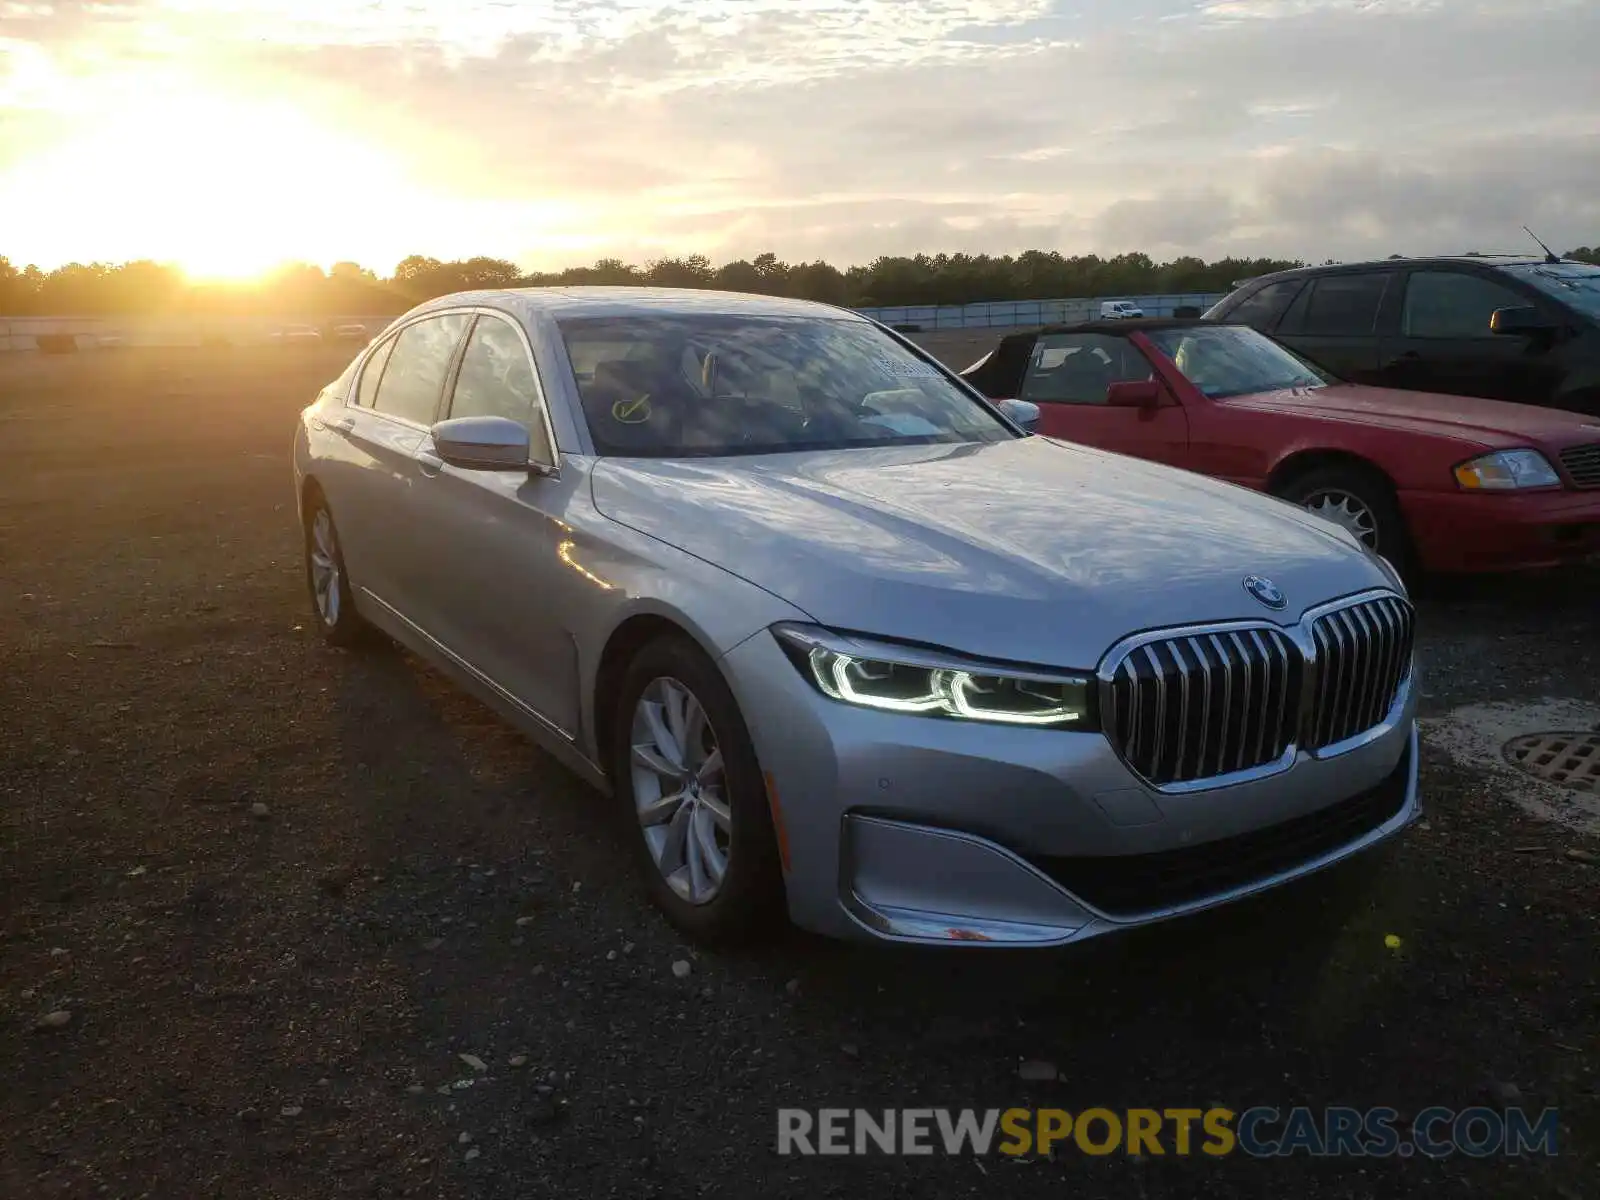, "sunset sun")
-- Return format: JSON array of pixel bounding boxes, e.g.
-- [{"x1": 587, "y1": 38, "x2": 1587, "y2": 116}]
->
[{"x1": 0, "y1": 78, "x2": 423, "y2": 280}]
